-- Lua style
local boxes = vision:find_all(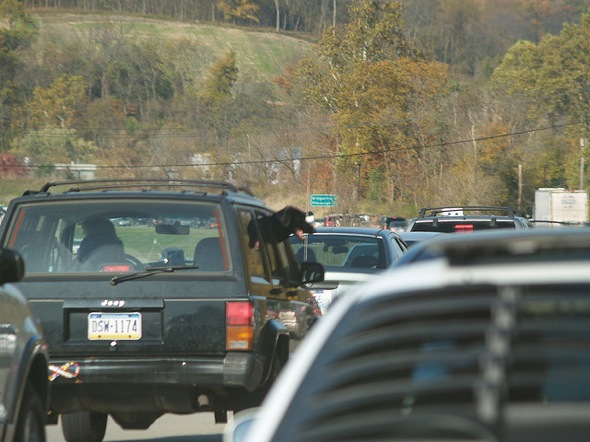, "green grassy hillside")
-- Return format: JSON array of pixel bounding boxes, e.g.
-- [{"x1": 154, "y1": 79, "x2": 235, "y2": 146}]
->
[
  {"x1": 35, "y1": 13, "x2": 313, "y2": 81},
  {"x1": 0, "y1": 13, "x2": 315, "y2": 205}
]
